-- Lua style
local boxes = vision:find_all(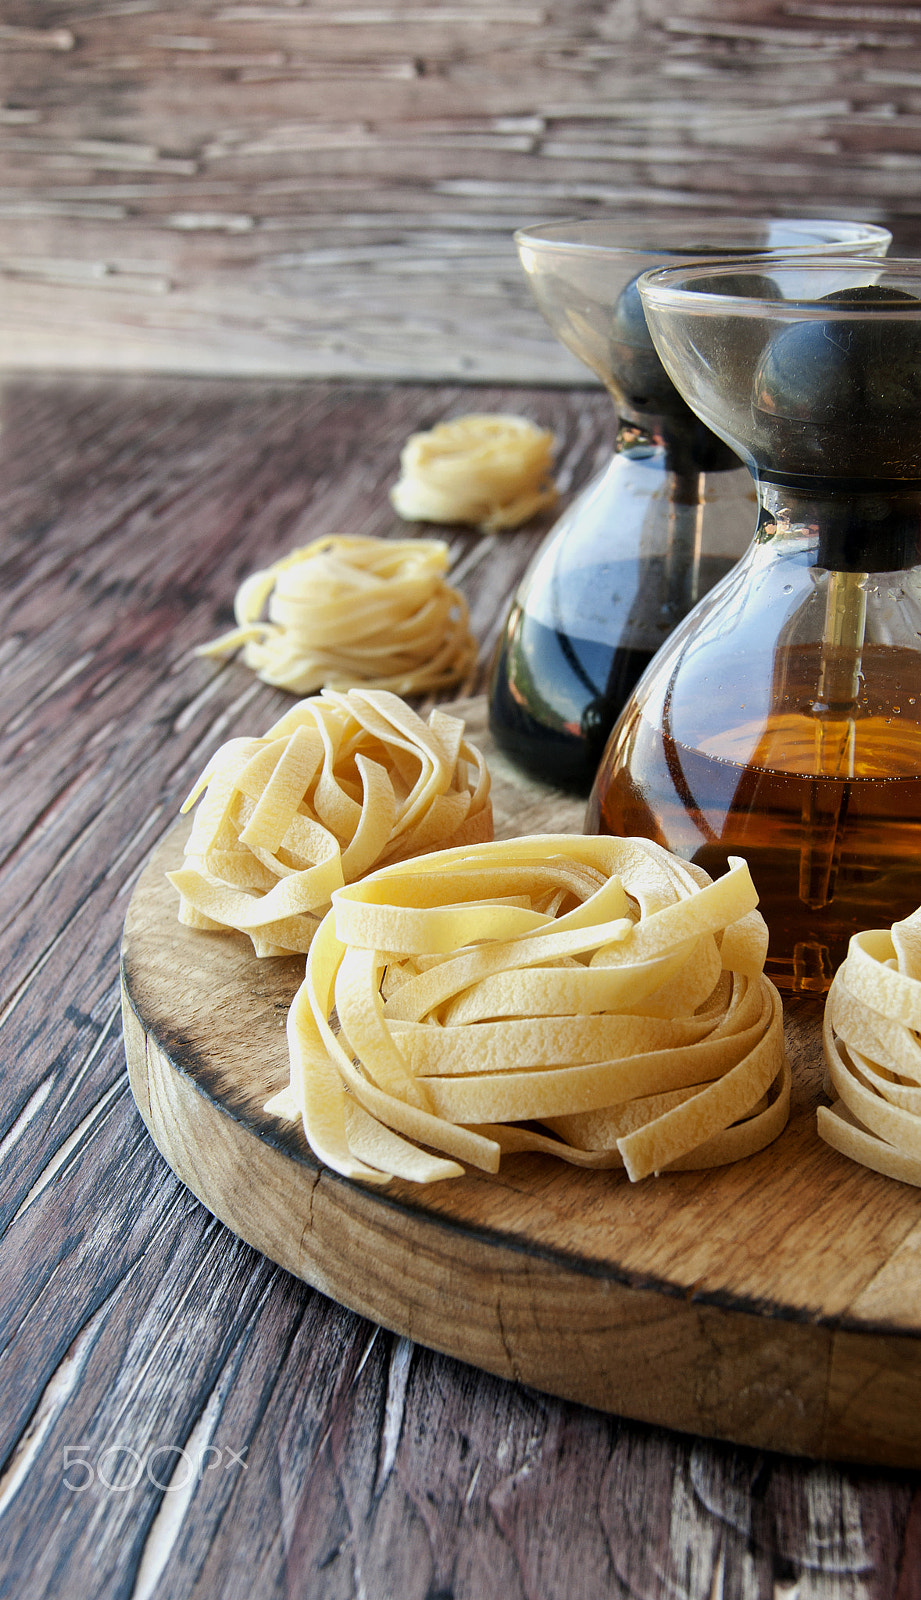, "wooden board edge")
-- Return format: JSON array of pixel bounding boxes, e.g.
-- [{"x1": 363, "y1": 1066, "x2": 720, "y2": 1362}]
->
[{"x1": 120, "y1": 973, "x2": 905, "y2": 1464}]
